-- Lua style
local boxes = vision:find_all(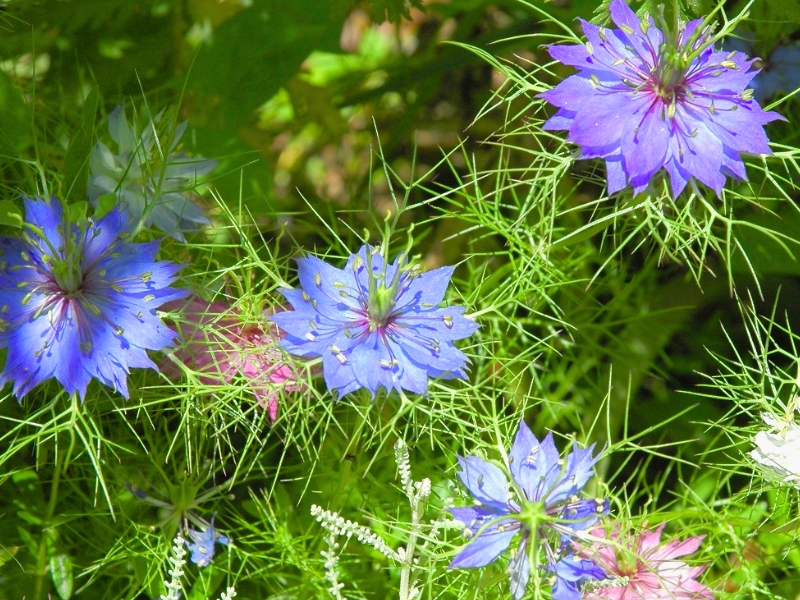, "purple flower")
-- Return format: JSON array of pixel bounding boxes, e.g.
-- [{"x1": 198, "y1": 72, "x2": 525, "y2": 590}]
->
[
  {"x1": 0, "y1": 196, "x2": 187, "y2": 399},
  {"x1": 185, "y1": 518, "x2": 230, "y2": 567},
  {"x1": 540, "y1": 0, "x2": 783, "y2": 197},
  {"x1": 271, "y1": 245, "x2": 479, "y2": 397},
  {"x1": 449, "y1": 420, "x2": 608, "y2": 600}
]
